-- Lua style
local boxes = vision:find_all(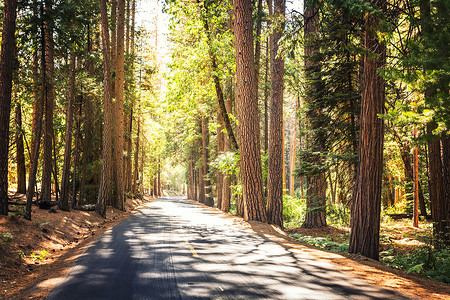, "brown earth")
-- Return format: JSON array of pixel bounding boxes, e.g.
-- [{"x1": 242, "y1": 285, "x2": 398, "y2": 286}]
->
[{"x1": 1, "y1": 197, "x2": 449, "y2": 300}]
